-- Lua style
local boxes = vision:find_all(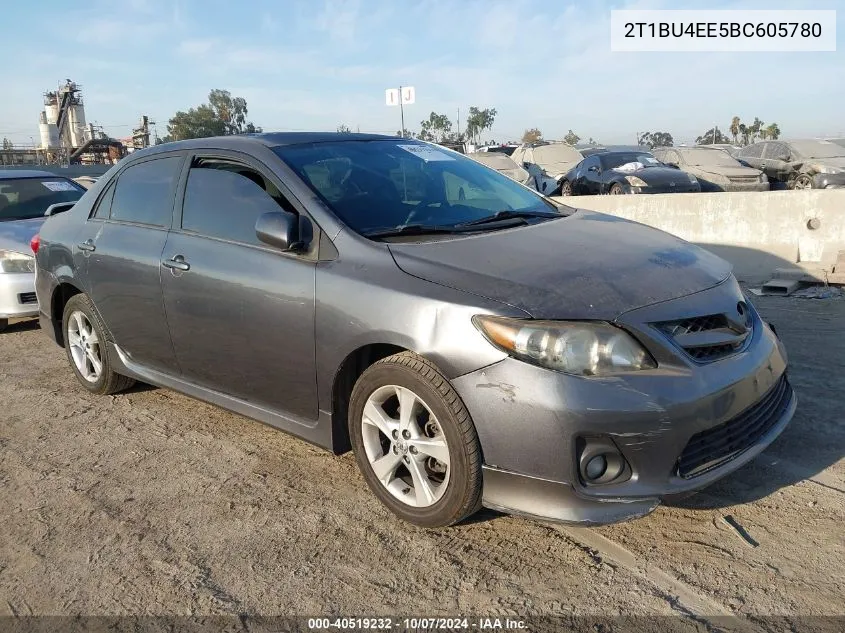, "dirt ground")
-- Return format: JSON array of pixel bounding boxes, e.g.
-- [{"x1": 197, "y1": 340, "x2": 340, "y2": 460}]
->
[{"x1": 0, "y1": 294, "x2": 843, "y2": 631}]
